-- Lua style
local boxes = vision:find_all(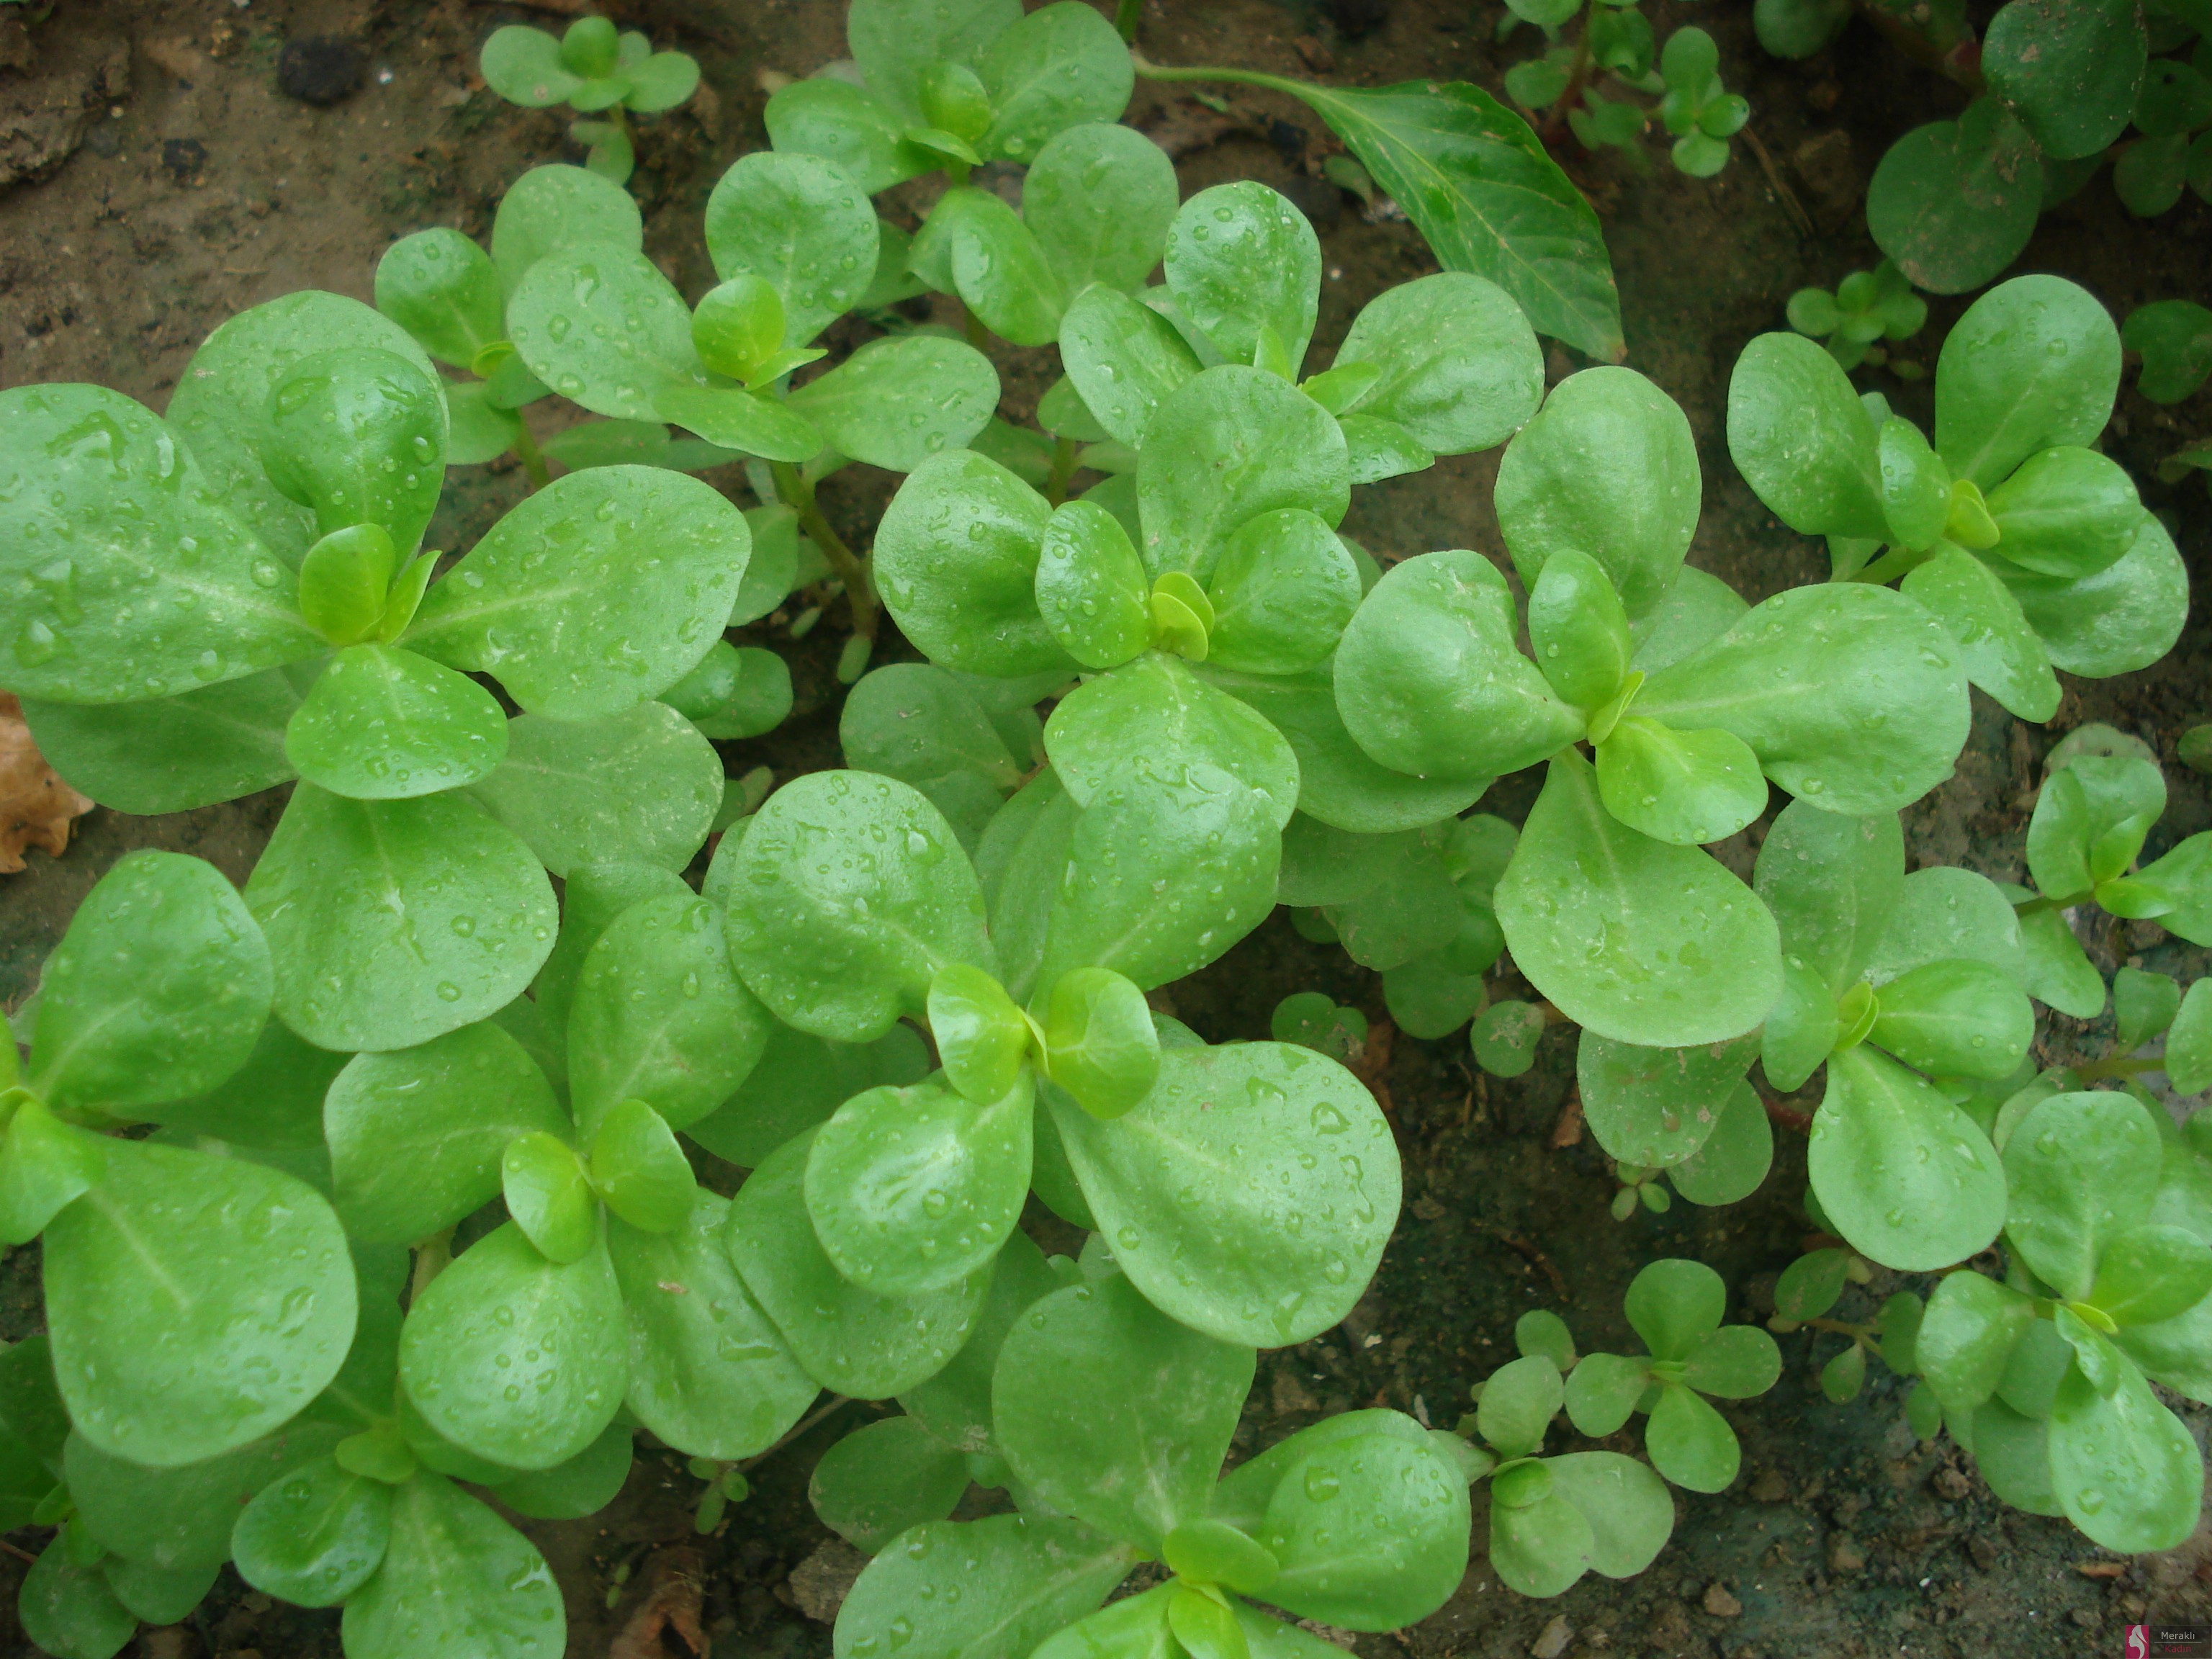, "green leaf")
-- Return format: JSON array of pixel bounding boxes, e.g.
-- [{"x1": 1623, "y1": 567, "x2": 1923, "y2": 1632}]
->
[
  {"x1": 233, "y1": 1455, "x2": 392, "y2": 1606},
  {"x1": 1038, "y1": 760, "x2": 1280, "y2": 993},
  {"x1": 1025, "y1": 122, "x2": 1178, "y2": 295},
  {"x1": 1681, "y1": 1324, "x2": 1782, "y2": 1398},
  {"x1": 1917, "y1": 1270, "x2": 2036, "y2": 1411},
  {"x1": 806, "y1": 1071, "x2": 1030, "y2": 1295},
  {"x1": 832, "y1": 1512, "x2": 1134, "y2": 1659},
  {"x1": 1470, "y1": 999, "x2": 1545, "y2": 1078},
  {"x1": 1035, "y1": 499, "x2": 1152, "y2": 670},
  {"x1": 1899, "y1": 545, "x2": 2060, "y2": 721},
  {"x1": 0, "y1": 1096, "x2": 103, "y2": 1244},
  {"x1": 1040, "y1": 967, "x2": 1159, "y2": 1118},
  {"x1": 588, "y1": 1095, "x2": 698, "y2": 1233},
  {"x1": 408, "y1": 466, "x2": 746, "y2": 720},
  {"x1": 1545, "y1": 1450, "x2": 1674, "y2": 1578},
  {"x1": 1057, "y1": 282, "x2": 1204, "y2": 449},
  {"x1": 2003, "y1": 1089, "x2": 2162, "y2": 1300},
  {"x1": 2168, "y1": 980, "x2": 2212, "y2": 1096},
  {"x1": 787, "y1": 334, "x2": 1001, "y2": 472},
  {"x1": 1724, "y1": 332, "x2": 1886, "y2": 540},
  {"x1": 1496, "y1": 367, "x2": 1701, "y2": 620},
  {"x1": 726, "y1": 1130, "x2": 989, "y2": 1398},
  {"x1": 282, "y1": 644, "x2": 505, "y2": 801},
  {"x1": 489, "y1": 163, "x2": 643, "y2": 302},
  {"x1": 1486, "y1": 1483, "x2": 1596, "y2": 1598},
  {"x1": 1622, "y1": 1258, "x2": 1724, "y2": 1362},
  {"x1": 994, "y1": 1273, "x2": 1251, "y2": 1553},
  {"x1": 1575, "y1": 1033, "x2": 1757, "y2": 1168},
  {"x1": 608, "y1": 1191, "x2": 818, "y2": 1460},
  {"x1": 1164, "y1": 181, "x2": 1322, "y2": 370},
  {"x1": 976, "y1": 1, "x2": 1131, "y2": 159},
  {"x1": 2089, "y1": 1224, "x2": 2212, "y2": 1326},
  {"x1": 704, "y1": 151, "x2": 880, "y2": 346},
  {"x1": 899, "y1": 1226, "x2": 1060, "y2": 1452},
  {"x1": 29, "y1": 850, "x2": 269, "y2": 1115},
  {"x1": 19, "y1": 1539, "x2": 136, "y2": 1659},
  {"x1": 1876, "y1": 415, "x2": 1952, "y2": 551},
  {"x1": 481, "y1": 24, "x2": 581, "y2": 105},
  {"x1": 64, "y1": 1419, "x2": 345, "y2": 1570},
  {"x1": 1866, "y1": 101, "x2": 2046, "y2": 295},
  {"x1": 247, "y1": 786, "x2": 554, "y2": 1051},
  {"x1": 400, "y1": 1222, "x2": 626, "y2": 1470},
  {"x1": 326, "y1": 1018, "x2": 567, "y2": 1242},
  {"x1": 470, "y1": 703, "x2": 721, "y2": 879},
  {"x1": 1866, "y1": 956, "x2": 2032, "y2": 1079},
  {"x1": 167, "y1": 290, "x2": 444, "y2": 568},
  {"x1": 1983, "y1": 446, "x2": 2141, "y2": 579},
  {"x1": 506, "y1": 243, "x2": 702, "y2": 423},
  {"x1": 339, "y1": 1473, "x2": 565, "y2": 1659},
  {"x1": 1935, "y1": 274, "x2": 2122, "y2": 490},
  {"x1": 1998, "y1": 509, "x2": 2187, "y2": 678},
  {"x1": 685, "y1": 1022, "x2": 930, "y2": 1169},
  {"x1": 1637, "y1": 583, "x2": 1968, "y2": 816},
  {"x1": 1494, "y1": 750, "x2": 1781, "y2": 1046},
  {"x1": 1047, "y1": 1042, "x2": 1399, "y2": 1346},
  {"x1": 1243, "y1": 76, "x2": 1622, "y2": 361},
  {"x1": 1808, "y1": 1046, "x2": 2008, "y2": 1272},
  {"x1": 1478, "y1": 1354, "x2": 1565, "y2": 1458},
  {"x1": 1255, "y1": 1428, "x2": 1470, "y2": 1629},
  {"x1": 17, "y1": 665, "x2": 306, "y2": 814},
  {"x1": 877, "y1": 449, "x2": 1074, "y2": 678},
  {"x1": 1629, "y1": 565, "x2": 1749, "y2": 674},
  {"x1": 723, "y1": 770, "x2": 992, "y2": 1043},
  {"x1": 261, "y1": 349, "x2": 445, "y2": 554},
  {"x1": 1138, "y1": 366, "x2": 1350, "y2": 583},
  {"x1": 47, "y1": 1139, "x2": 354, "y2": 1466},
  {"x1": 100, "y1": 1557, "x2": 217, "y2": 1627},
  {"x1": 490, "y1": 1420, "x2": 633, "y2": 1519},
  {"x1": 1645, "y1": 1382, "x2": 1740, "y2": 1491},
  {"x1": 2123, "y1": 300, "x2": 2212, "y2": 403},
  {"x1": 1751, "y1": 797, "x2": 1902, "y2": 993},
  {"x1": 765, "y1": 78, "x2": 933, "y2": 195},
  {"x1": 656, "y1": 385, "x2": 825, "y2": 463},
  {"x1": 502, "y1": 1130, "x2": 597, "y2": 1263},
  {"x1": 0, "y1": 384, "x2": 325, "y2": 703},
  {"x1": 1984, "y1": 0, "x2": 2146, "y2": 161},
  {"x1": 848, "y1": 0, "x2": 1021, "y2": 118},
  {"x1": 2049, "y1": 1354, "x2": 2203, "y2": 1551},
  {"x1": 374, "y1": 229, "x2": 505, "y2": 371},
  {"x1": 1334, "y1": 547, "x2": 1581, "y2": 781},
  {"x1": 1595, "y1": 718, "x2": 1767, "y2": 848},
  {"x1": 812, "y1": 1415, "x2": 971, "y2": 1553},
  {"x1": 1046, "y1": 652, "x2": 1300, "y2": 830},
  {"x1": 1203, "y1": 510, "x2": 1362, "y2": 677}
]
